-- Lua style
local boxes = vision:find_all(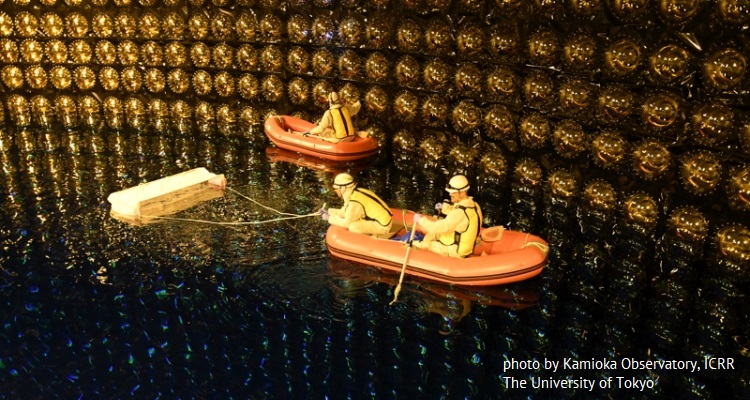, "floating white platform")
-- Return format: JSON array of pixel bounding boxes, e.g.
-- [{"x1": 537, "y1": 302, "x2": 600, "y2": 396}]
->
[{"x1": 107, "y1": 167, "x2": 226, "y2": 224}]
